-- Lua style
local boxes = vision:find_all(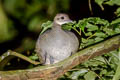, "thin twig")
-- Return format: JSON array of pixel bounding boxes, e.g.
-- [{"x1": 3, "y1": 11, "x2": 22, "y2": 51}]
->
[{"x1": 88, "y1": 0, "x2": 93, "y2": 15}]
